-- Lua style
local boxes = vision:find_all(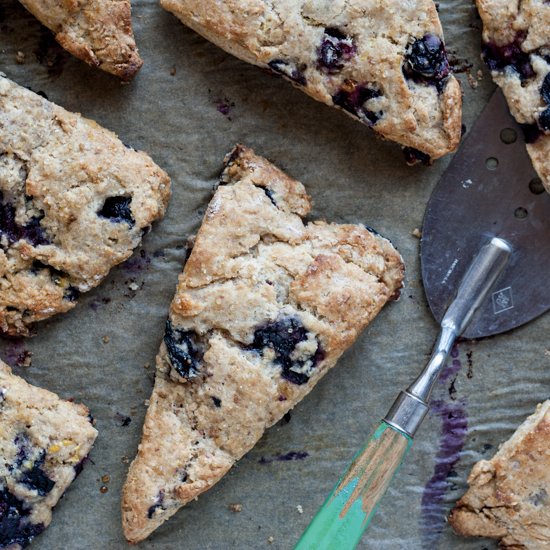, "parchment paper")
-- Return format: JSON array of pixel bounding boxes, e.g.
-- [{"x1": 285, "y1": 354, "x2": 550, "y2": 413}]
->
[{"x1": 1, "y1": 1, "x2": 549, "y2": 548}]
